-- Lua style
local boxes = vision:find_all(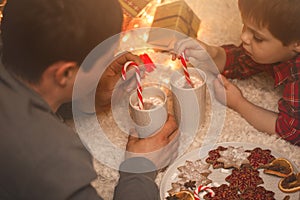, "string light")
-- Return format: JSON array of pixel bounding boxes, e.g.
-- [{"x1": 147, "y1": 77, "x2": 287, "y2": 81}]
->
[{"x1": 119, "y1": 0, "x2": 181, "y2": 72}]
